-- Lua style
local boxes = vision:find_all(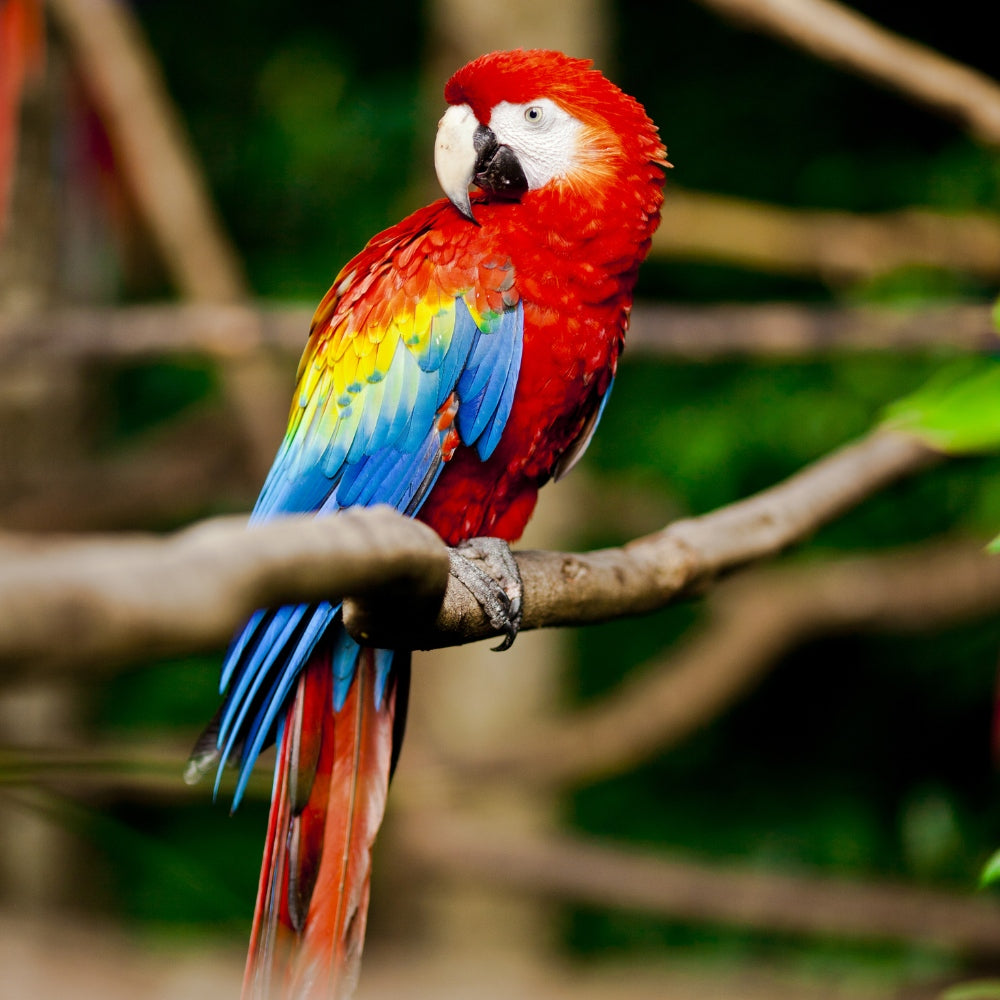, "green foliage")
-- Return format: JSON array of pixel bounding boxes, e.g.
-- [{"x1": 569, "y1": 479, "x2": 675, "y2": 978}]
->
[
  {"x1": 941, "y1": 982, "x2": 1000, "y2": 1000},
  {"x1": 100, "y1": 360, "x2": 217, "y2": 442},
  {"x1": 881, "y1": 361, "x2": 1000, "y2": 455},
  {"x1": 979, "y1": 847, "x2": 1000, "y2": 888},
  {"x1": 135, "y1": 2, "x2": 424, "y2": 297}
]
